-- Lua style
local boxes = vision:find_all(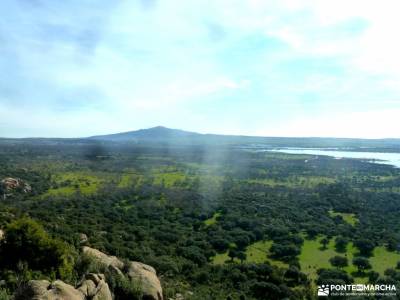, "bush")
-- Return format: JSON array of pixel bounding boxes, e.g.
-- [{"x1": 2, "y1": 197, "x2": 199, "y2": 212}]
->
[
  {"x1": 0, "y1": 218, "x2": 76, "y2": 282},
  {"x1": 334, "y1": 237, "x2": 348, "y2": 253},
  {"x1": 270, "y1": 243, "x2": 300, "y2": 261},
  {"x1": 317, "y1": 269, "x2": 353, "y2": 285},
  {"x1": 0, "y1": 289, "x2": 11, "y2": 300},
  {"x1": 329, "y1": 256, "x2": 348, "y2": 268},
  {"x1": 352, "y1": 257, "x2": 372, "y2": 273},
  {"x1": 354, "y1": 239, "x2": 375, "y2": 257},
  {"x1": 74, "y1": 253, "x2": 107, "y2": 277},
  {"x1": 108, "y1": 274, "x2": 142, "y2": 300}
]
